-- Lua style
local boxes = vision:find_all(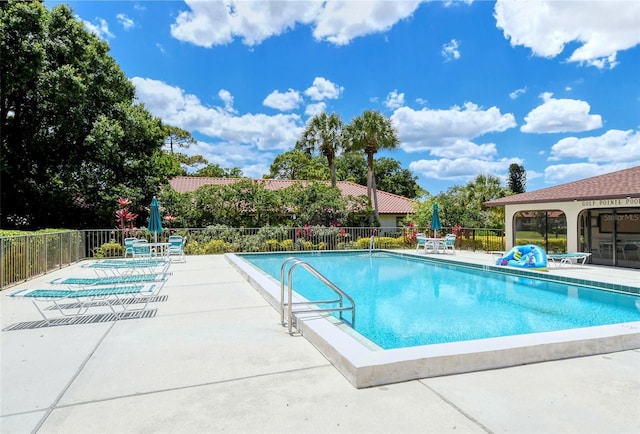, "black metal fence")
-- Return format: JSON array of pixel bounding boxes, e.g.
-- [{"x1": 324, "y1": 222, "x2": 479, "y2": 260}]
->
[{"x1": 0, "y1": 226, "x2": 505, "y2": 290}]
